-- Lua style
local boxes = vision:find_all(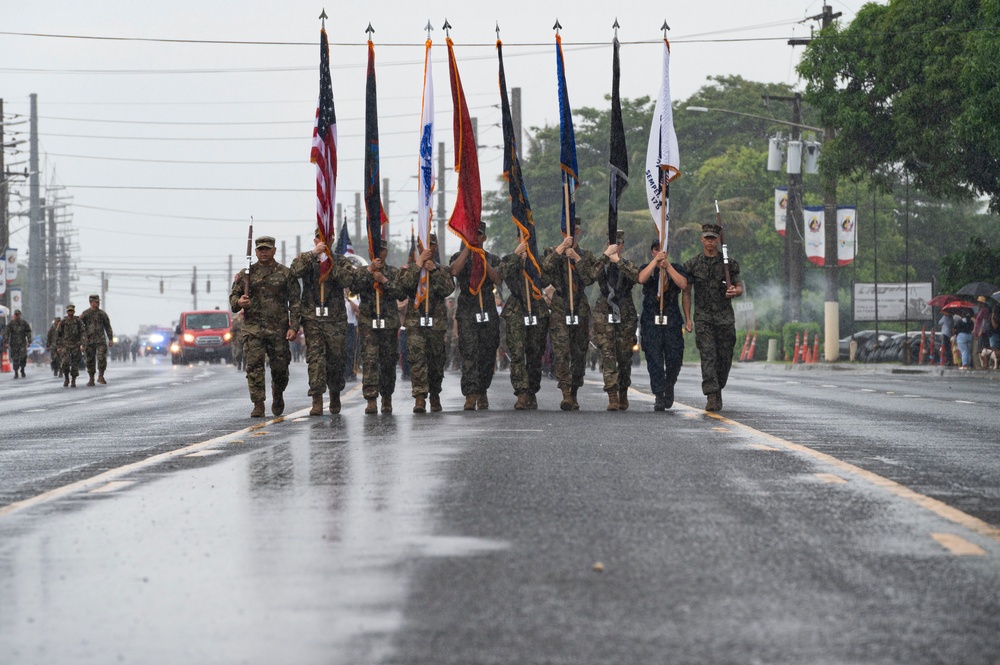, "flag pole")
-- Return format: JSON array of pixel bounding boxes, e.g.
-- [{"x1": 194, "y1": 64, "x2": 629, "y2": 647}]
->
[
  {"x1": 564, "y1": 181, "x2": 574, "y2": 318},
  {"x1": 658, "y1": 177, "x2": 667, "y2": 317}
]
